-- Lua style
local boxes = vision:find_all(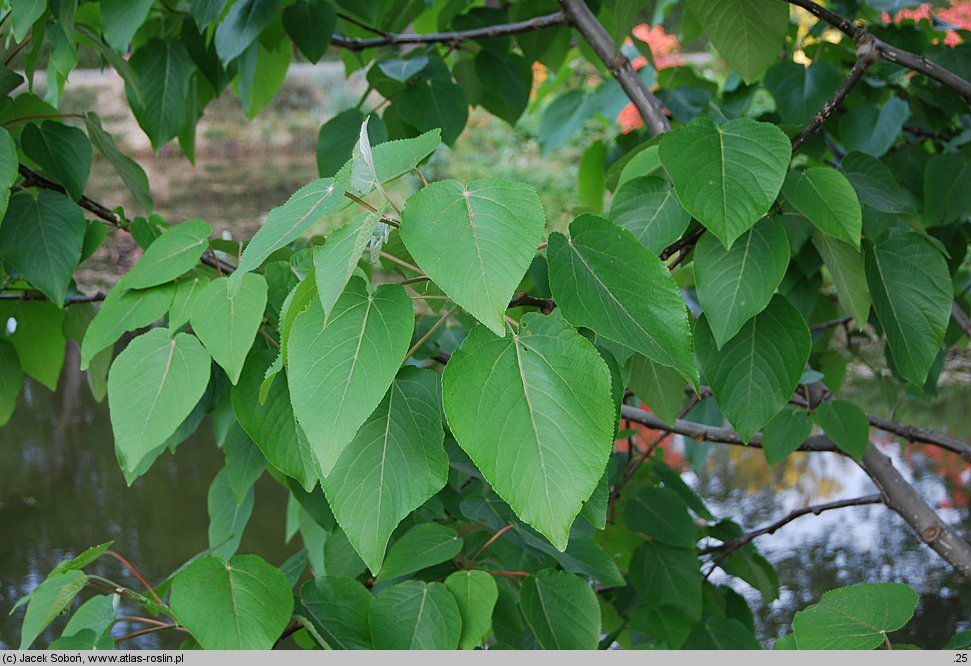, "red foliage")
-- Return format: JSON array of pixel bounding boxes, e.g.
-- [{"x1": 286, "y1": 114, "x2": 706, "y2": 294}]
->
[
  {"x1": 617, "y1": 24, "x2": 682, "y2": 133},
  {"x1": 883, "y1": 1, "x2": 971, "y2": 47}
]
